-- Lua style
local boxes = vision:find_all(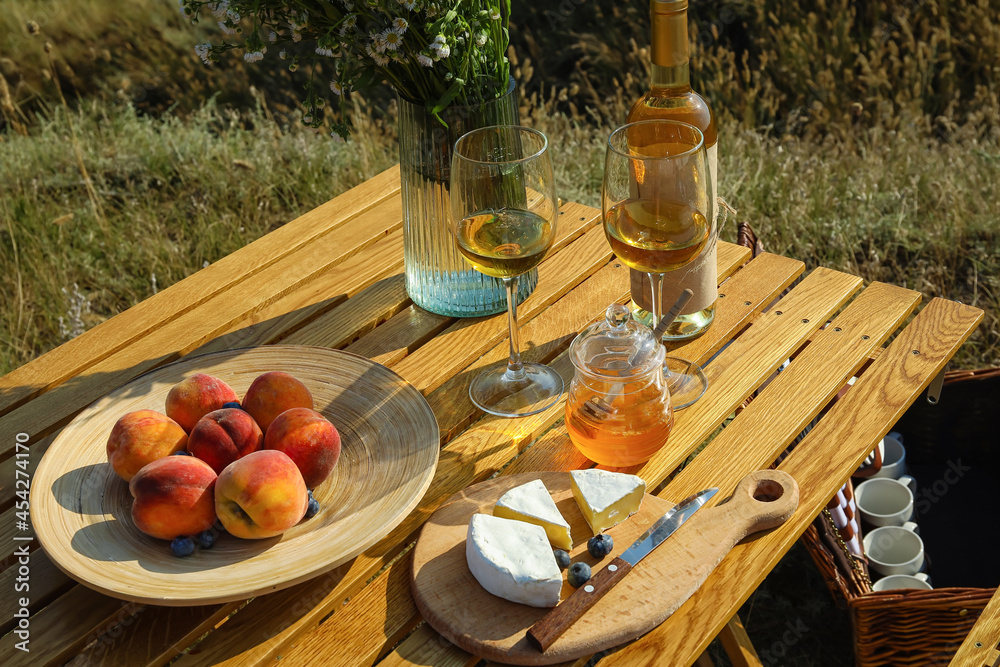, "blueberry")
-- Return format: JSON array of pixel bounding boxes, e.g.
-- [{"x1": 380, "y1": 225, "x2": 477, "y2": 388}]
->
[
  {"x1": 172, "y1": 450, "x2": 192, "y2": 456},
  {"x1": 305, "y1": 496, "x2": 321, "y2": 519},
  {"x1": 222, "y1": 401, "x2": 243, "y2": 410},
  {"x1": 196, "y1": 529, "x2": 217, "y2": 549},
  {"x1": 553, "y1": 549, "x2": 571, "y2": 571},
  {"x1": 587, "y1": 534, "x2": 614, "y2": 559},
  {"x1": 171, "y1": 536, "x2": 195, "y2": 558},
  {"x1": 567, "y1": 562, "x2": 592, "y2": 588},
  {"x1": 307, "y1": 489, "x2": 315, "y2": 499}
]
